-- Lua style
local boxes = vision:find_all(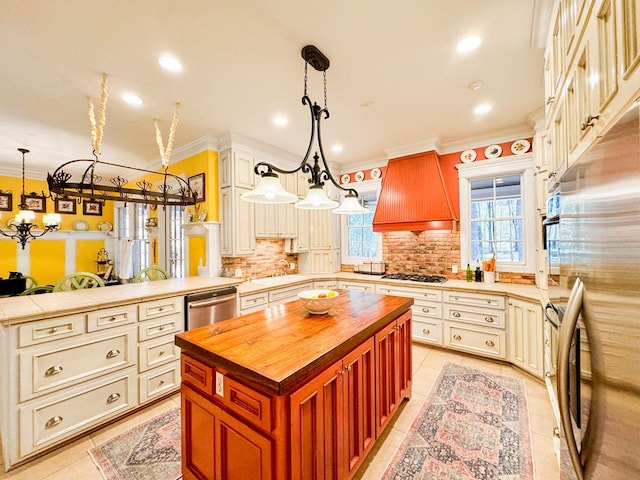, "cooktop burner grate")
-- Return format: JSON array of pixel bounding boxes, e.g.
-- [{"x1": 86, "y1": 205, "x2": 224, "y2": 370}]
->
[{"x1": 382, "y1": 273, "x2": 448, "y2": 283}]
